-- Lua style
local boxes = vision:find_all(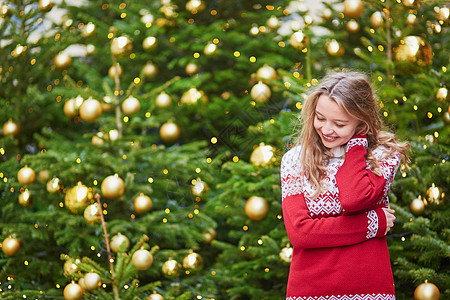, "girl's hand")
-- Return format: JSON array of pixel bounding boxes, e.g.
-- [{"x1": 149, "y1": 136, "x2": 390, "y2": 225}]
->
[{"x1": 382, "y1": 207, "x2": 396, "y2": 235}]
